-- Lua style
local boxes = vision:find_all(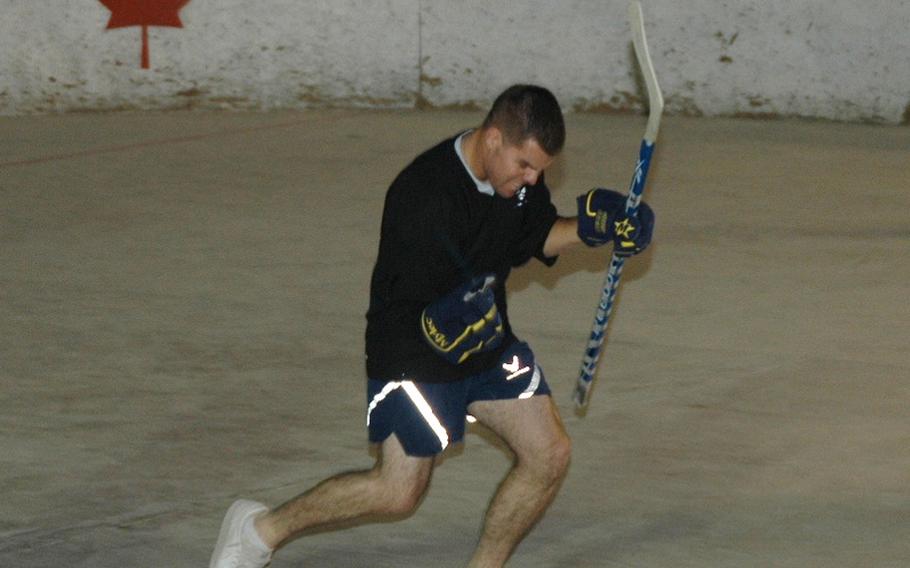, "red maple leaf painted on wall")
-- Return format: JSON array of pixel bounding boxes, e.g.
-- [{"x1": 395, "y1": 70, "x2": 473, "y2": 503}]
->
[{"x1": 99, "y1": 0, "x2": 191, "y2": 69}]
